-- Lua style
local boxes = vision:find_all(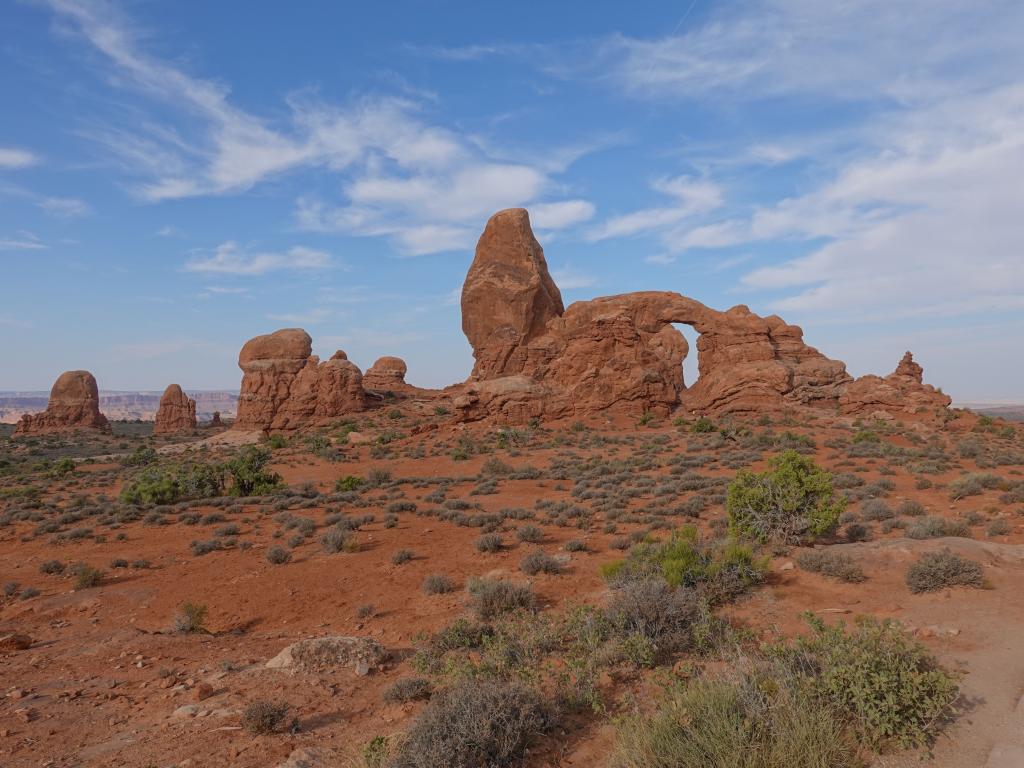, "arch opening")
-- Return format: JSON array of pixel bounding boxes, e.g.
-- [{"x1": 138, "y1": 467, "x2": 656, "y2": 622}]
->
[{"x1": 672, "y1": 323, "x2": 701, "y2": 390}]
